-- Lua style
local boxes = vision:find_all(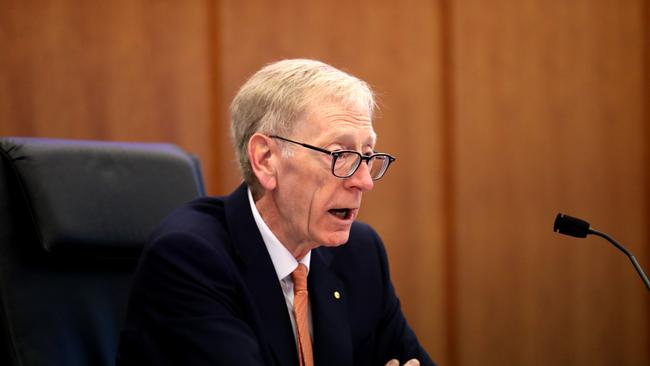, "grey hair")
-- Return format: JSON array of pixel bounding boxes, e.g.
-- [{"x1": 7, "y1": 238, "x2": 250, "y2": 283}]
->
[{"x1": 230, "y1": 59, "x2": 376, "y2": 195}]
